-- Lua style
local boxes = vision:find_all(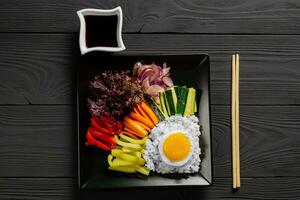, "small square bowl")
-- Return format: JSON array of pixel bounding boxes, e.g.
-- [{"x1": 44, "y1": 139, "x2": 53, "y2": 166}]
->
[{"x1": 77, "y1": 7, "x2": 126, "y2": 55}]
